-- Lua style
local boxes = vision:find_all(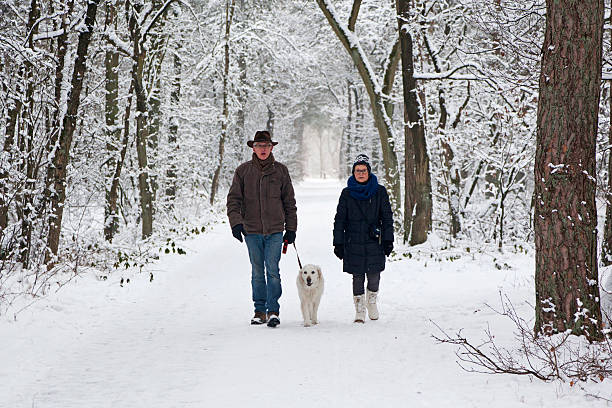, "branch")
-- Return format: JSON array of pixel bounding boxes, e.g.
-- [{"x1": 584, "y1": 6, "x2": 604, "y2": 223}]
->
[
  {"x1": 382, "y1": 36, "x2": 401, "y2": 96},
  {"x1": 431, "y1": 320, "x2": 551, "y2": 381},
  {"x1": 452, "y1": 81, "x2": 470, "y2": 129},
  {"x1": 413, "y1": 63, "x2": 482, "y2": 80},
  {"x1": 315, "y1": 0, "x2": 380, "y2": 91},
  {"x1": 348, "y1": 0, "x2": 362, "y2": 32},
  {"x1": 102, "y1": 30, "x2": 133, "y2": 57},
  {"x1": 142, "y1": 0, "x2": 176, "y2": 42},
  {"x1": 382, "y1": 36, "x2": 401, "y2": 117},
  {"x1": 432, "y1": 293, "x2": 612, "y2": 385},
  {"x1": 414, "y1": 63, "x2": 516, "y2": 112}
]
